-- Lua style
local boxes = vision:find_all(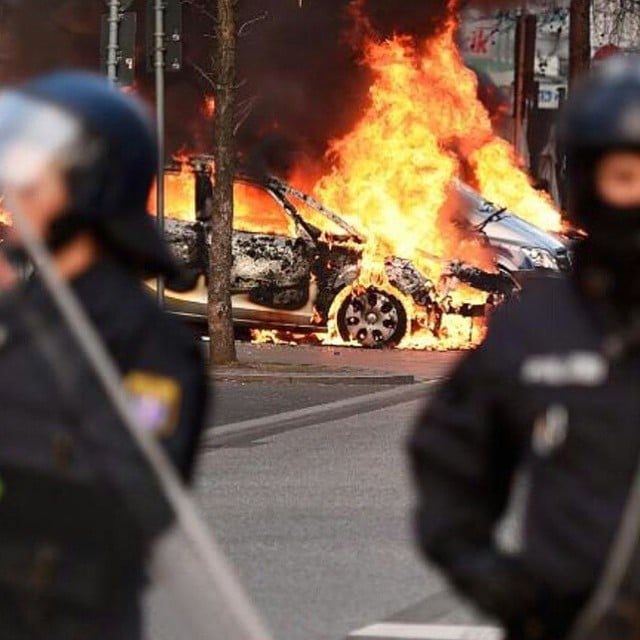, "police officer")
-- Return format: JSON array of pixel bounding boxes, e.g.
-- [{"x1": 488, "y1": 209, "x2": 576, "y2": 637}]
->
[
  {"x1": 410, "y1": 56, "x2": 640, "y2": 640},
  {"x1": 0, "y1": 72, "x2": 207, "y2": 639}
]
